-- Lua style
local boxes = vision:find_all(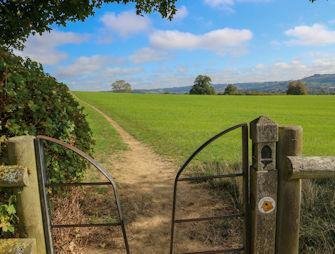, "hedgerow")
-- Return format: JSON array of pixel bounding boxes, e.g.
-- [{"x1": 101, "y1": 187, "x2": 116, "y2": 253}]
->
[{"x1": 0, "y1": 48, "x2": 93, "y2": 235}]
